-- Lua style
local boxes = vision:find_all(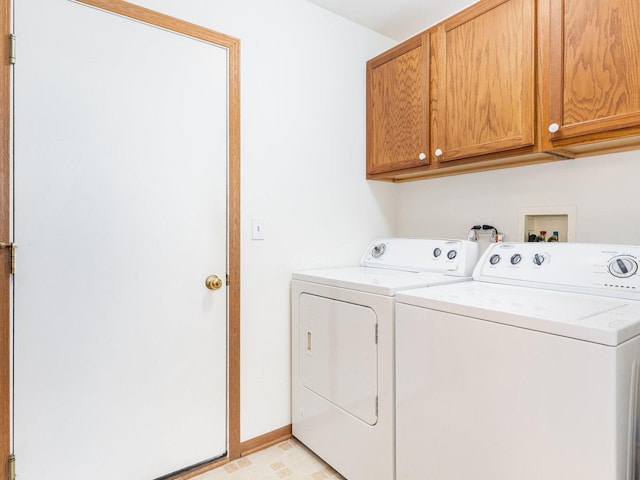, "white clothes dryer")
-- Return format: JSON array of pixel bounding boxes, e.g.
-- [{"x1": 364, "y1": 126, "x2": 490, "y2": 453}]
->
[
  {"x1": 395, "y1": 242, "x2": 640, "y2": 480},
  {"x1": 292, "y1": 238, "x2": 478, "y2": 480}
]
